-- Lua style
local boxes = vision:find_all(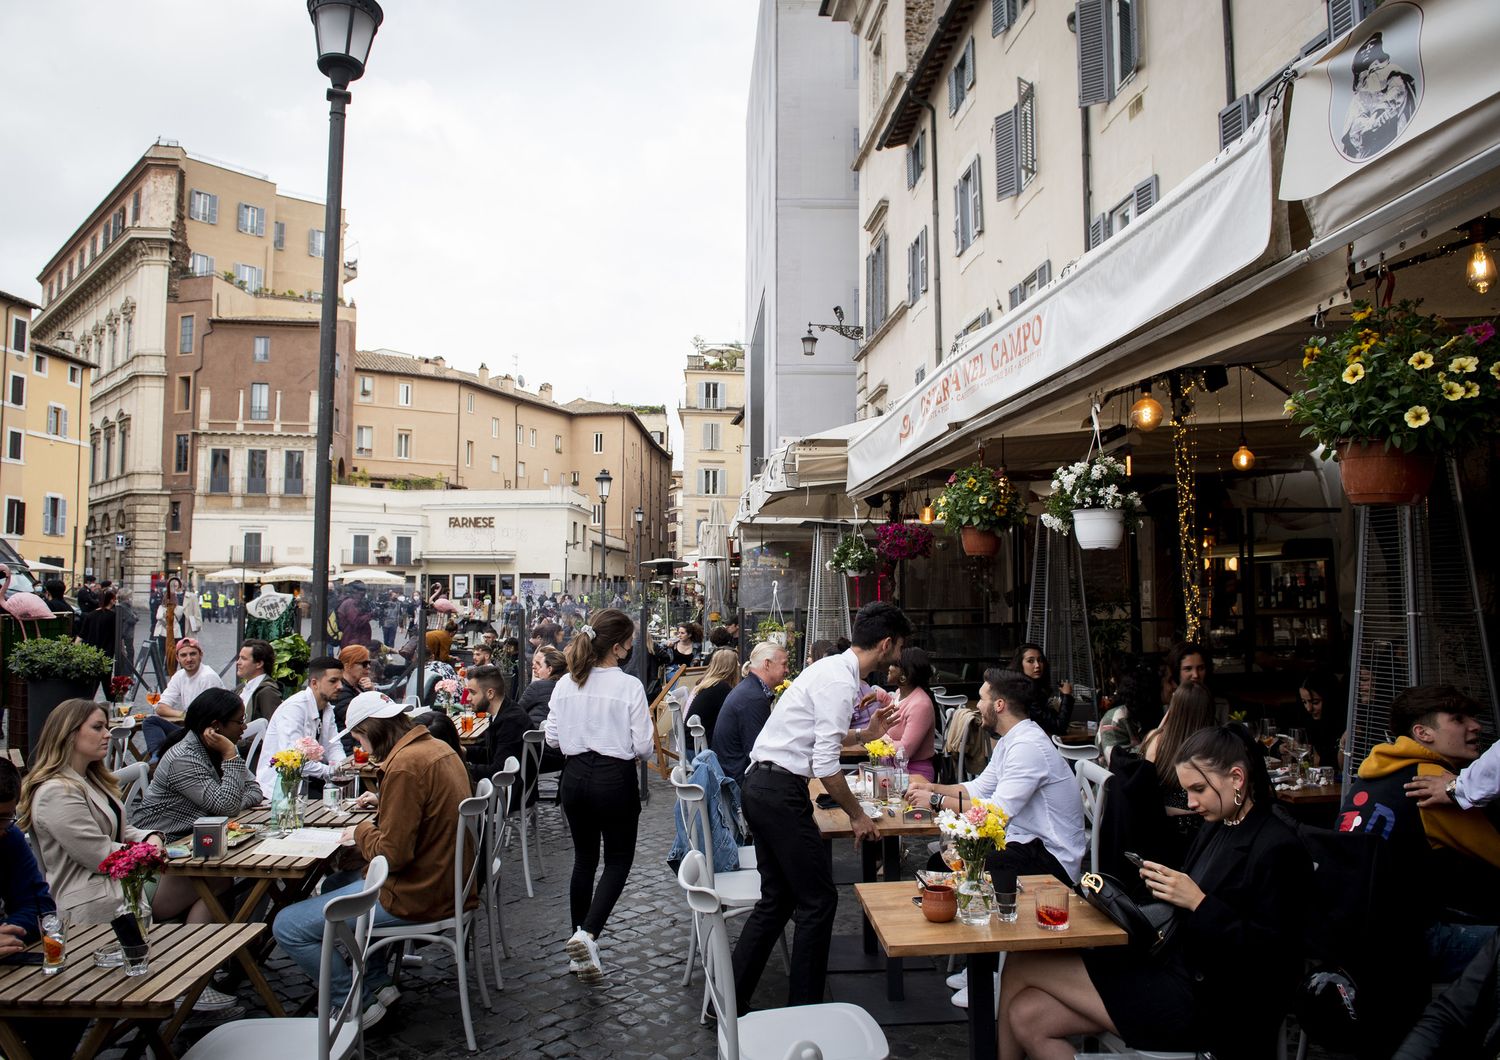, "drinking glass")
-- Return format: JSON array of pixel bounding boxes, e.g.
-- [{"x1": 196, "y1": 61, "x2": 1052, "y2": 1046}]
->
[
  {"x1": 121, "y1": 940, "x2": 150, "y2": 977},
  {"x1": 993, "y1": 890, "x2": 1019, "y2": 923},
  {"x1": 889, "y1": 769, "x2": 910, "y2": 813},
  {"x1": 41, "y1": 913, "x2": 66, "y2": 974},
  {"x1": 1035, "y1": 883, "x2": 1070, "y2": 931},
  {"x1": 1259, "y1": 718, "x2": 1280, "y2": 751},
  {"x1": 941, "y1": 843, "x2": 965, "y2": 873}
]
